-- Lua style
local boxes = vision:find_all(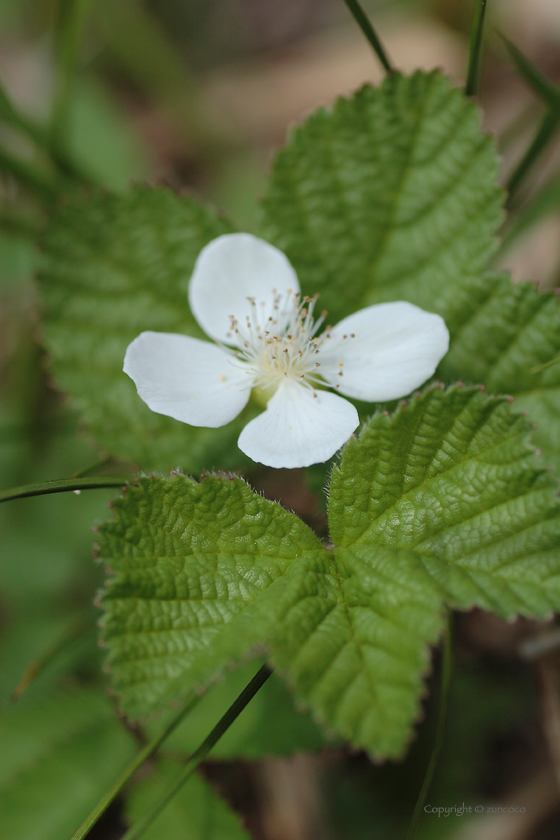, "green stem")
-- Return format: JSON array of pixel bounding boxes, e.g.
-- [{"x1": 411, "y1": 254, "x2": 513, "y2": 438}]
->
[
  {"x1": 342, "y1": 0, "x2": 393, "y2": 73},
  {"x1": 0, "y1": 475, "x2": 131, "y2": 504},
  {"x1": 121, "y1": 664, "x2": 273, "y2": 840},
  {"x1": 70, "y1": 692, "x2": 202, "y2": 840},
  {"x1": 404, "y1": 617, "x2": 454, "y2": 840},
  {"x1": 465, "y1": 0, "x2": 488, "y2": 97}
]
